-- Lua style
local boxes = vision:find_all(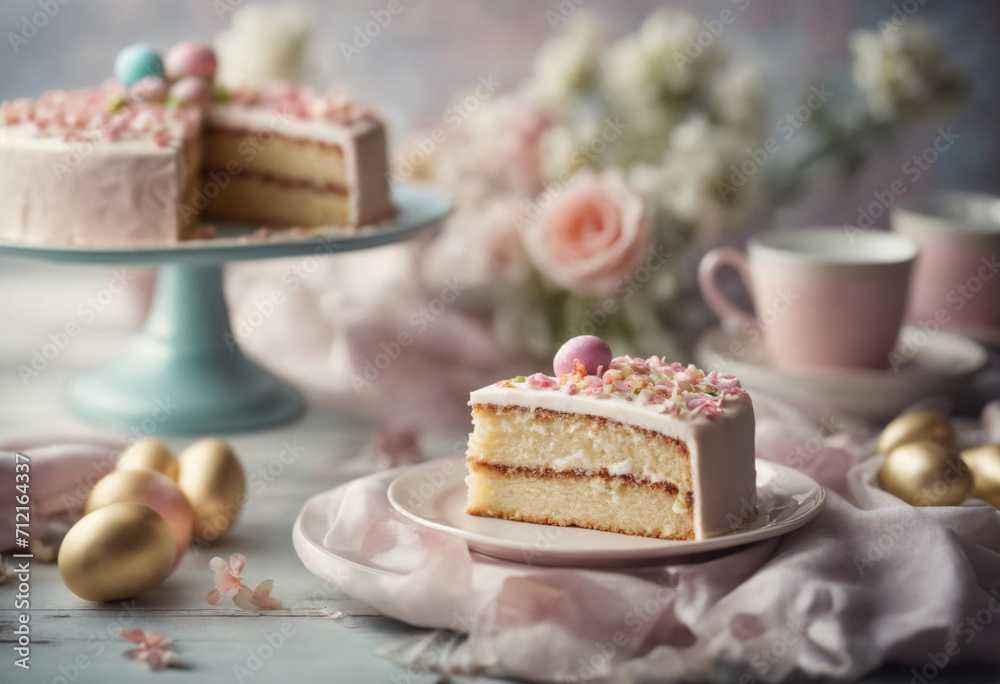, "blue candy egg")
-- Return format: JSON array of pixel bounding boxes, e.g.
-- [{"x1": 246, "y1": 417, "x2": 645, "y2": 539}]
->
[{"x1": 114, "y1": 44, "x2": 165, "y2": 87}]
